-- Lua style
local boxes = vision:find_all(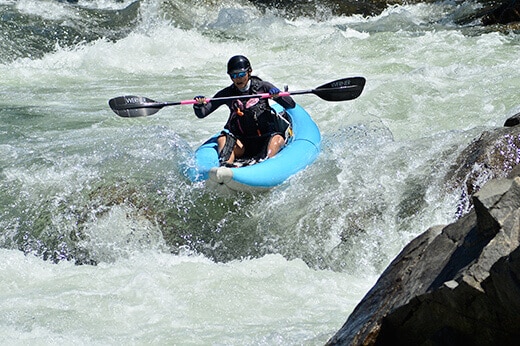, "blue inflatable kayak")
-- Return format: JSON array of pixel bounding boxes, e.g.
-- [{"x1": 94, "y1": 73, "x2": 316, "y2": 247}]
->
[{"x1": 186, "y1": 103, "x2": 321, "y2": 193}]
